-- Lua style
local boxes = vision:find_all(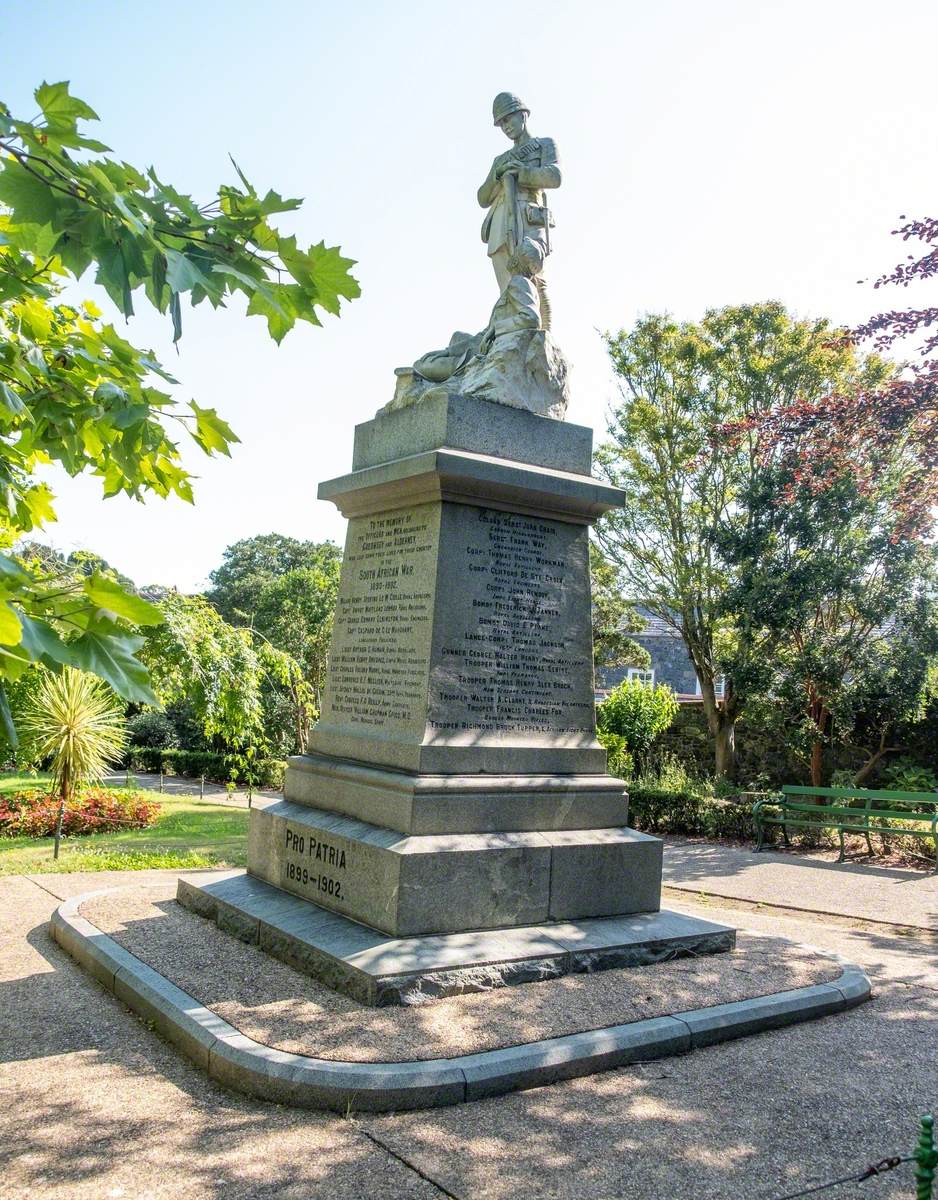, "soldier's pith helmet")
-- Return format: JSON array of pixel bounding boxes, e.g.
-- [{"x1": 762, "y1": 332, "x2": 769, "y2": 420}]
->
[{"x1": 492, "y1": 92, "x2": 529, "y2": 126}]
